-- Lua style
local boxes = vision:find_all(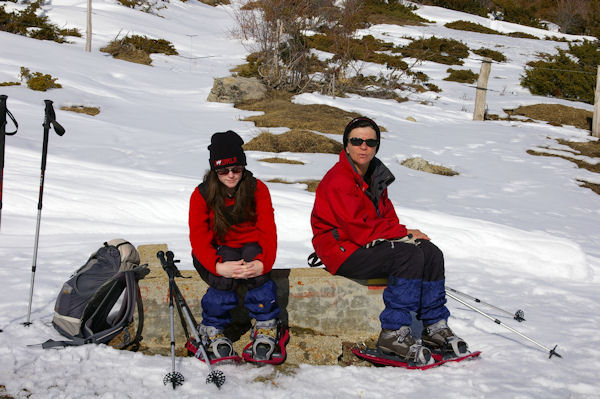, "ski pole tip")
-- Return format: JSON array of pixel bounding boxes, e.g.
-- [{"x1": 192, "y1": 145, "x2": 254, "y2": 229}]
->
[
  {"x1": 514, "y1": 309, "x2": 525, "y2": 322},
  {"x1": 549, "y1": 345, "x2": 562, "y2": 359}
]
